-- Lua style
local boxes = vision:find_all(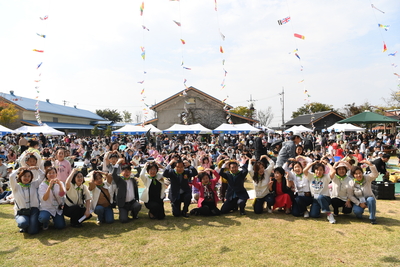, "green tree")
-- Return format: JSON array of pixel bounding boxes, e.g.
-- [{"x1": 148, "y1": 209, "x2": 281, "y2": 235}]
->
[
  {"x1": 104, "y1": 126, "x2": 112, "y2": 137},
  {"x1": 96, "y1": 109, "x2": 122, "y2": 122},
  {"x1": 229, "y1": 106, "x2": 254, "y2": 118},
  {"x1": 292, "y1": 102, "x2": 333, "y2": 118},
  {"x1": 341, "y1": 102, "x2": 374, "y2": 118},
  {"x1": 91, "y1": 125, "x2": 100, "y2": 136},
  {"x1": 0, "y1": 103, "x2": 18, "y2": 125},
  {"x1": 121, "y1": 110, "x2": 132, "y2": 123}
]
